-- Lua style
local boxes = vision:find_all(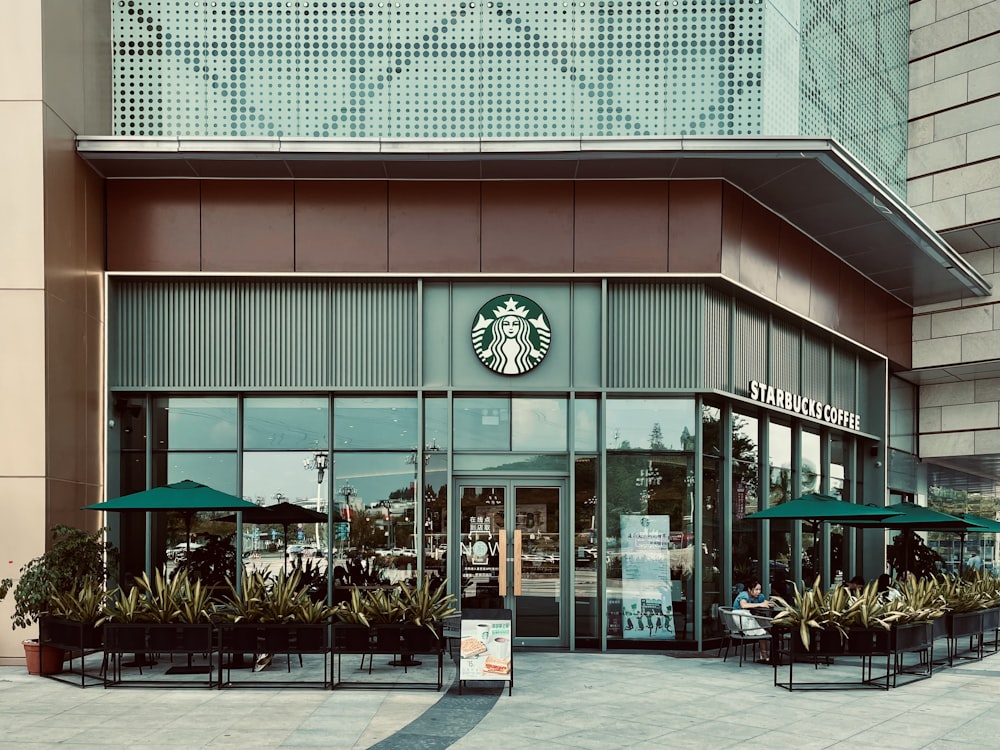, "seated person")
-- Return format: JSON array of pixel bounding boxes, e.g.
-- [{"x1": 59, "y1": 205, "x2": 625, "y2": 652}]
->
[
  {"x1": 845, "y1": 575, "x2": 865, "y2": 594},
  {"x1": 733, "y1": 579, "x2": 775, "y2": 616},
  {"x1": 876, "y1": 573, "x2": 902, "y2": 603},
  {"x1": 733, "y1": 579, "x2": 774, "y2": 661}
]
